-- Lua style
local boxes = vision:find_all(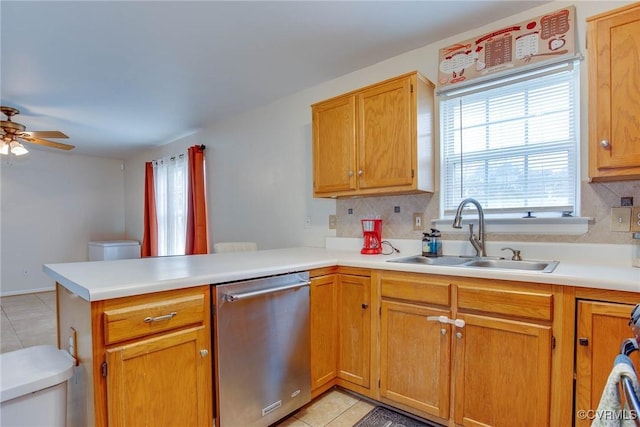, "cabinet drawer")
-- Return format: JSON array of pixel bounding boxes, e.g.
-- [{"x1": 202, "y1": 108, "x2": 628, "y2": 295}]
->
[
  {"x1": 380, "y1": 272, "x2": 451, "y2": 306},
  {"x1": 457, "y1": 284, "x2": 553, "y2": 321},
  {"x1": 103, "y1": 294, "x2": 205, "y2": 345}
]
